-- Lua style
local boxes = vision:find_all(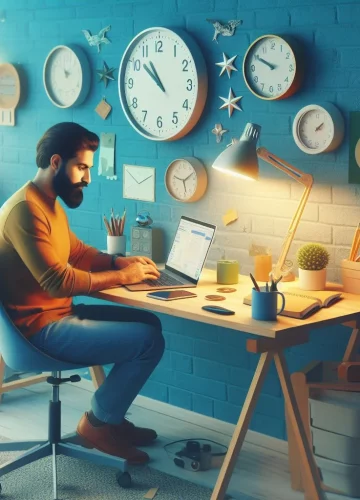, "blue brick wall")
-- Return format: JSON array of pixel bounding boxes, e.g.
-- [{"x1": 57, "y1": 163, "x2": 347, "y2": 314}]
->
[{"x1": 0, "y1": 0, "x2": 359, "y2": 440}]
